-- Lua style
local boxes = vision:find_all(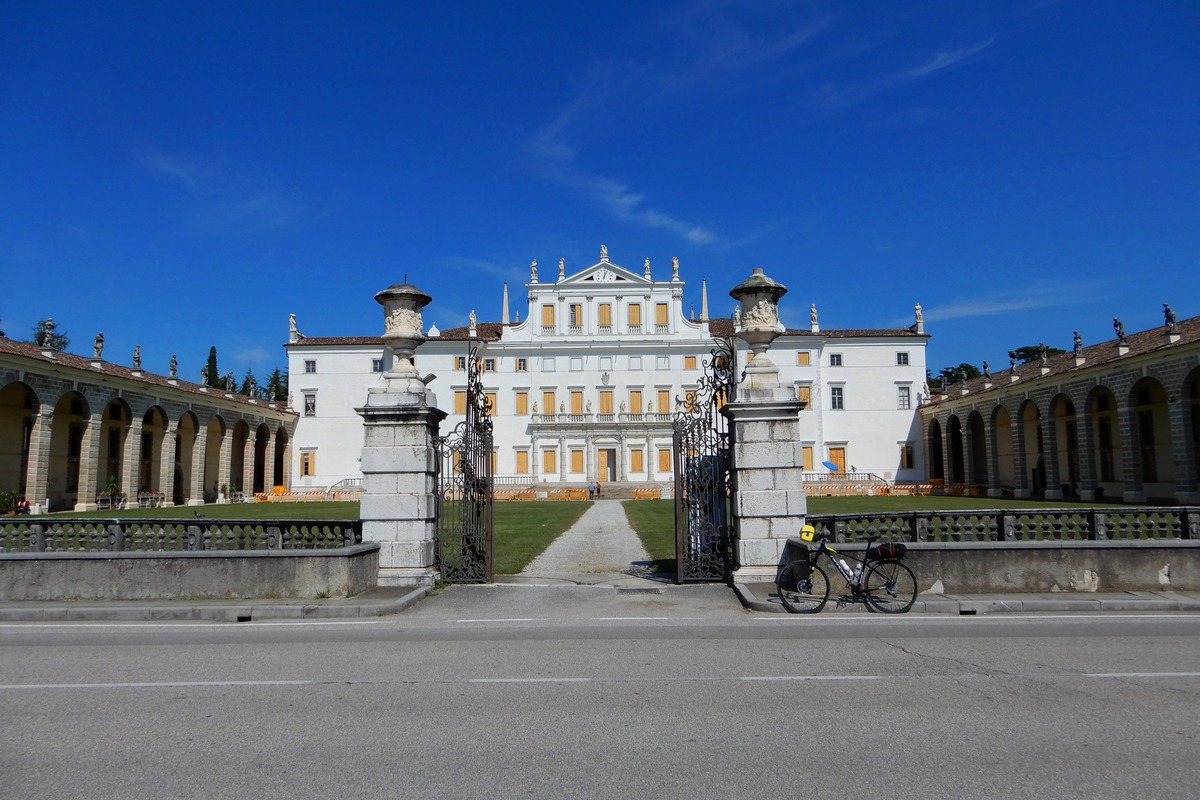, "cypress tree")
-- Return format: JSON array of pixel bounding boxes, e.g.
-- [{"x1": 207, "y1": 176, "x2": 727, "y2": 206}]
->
[{"x1": 205, "y1": 347, "x2": 221, "y2": 387}]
